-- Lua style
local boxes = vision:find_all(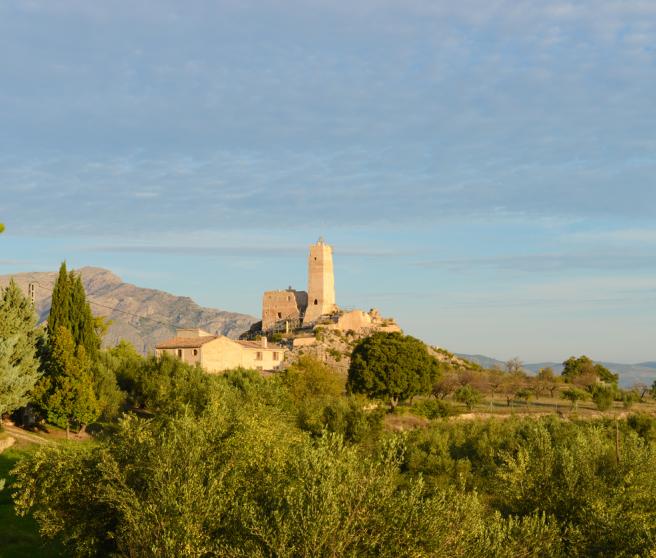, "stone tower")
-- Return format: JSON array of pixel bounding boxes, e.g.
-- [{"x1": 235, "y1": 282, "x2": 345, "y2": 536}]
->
[{"x1": 303, "y1": 237, "x2": 336, "y2": 324}]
